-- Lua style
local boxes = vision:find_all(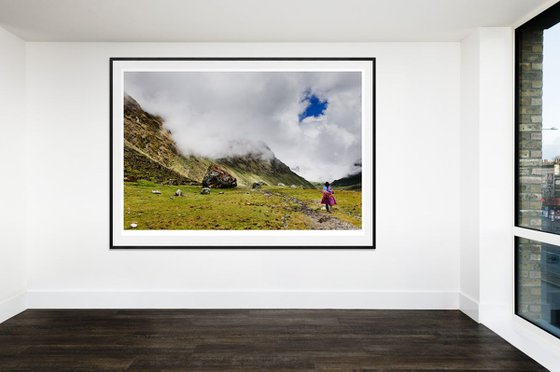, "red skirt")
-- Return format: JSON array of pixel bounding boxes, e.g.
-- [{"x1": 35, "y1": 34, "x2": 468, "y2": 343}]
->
[{"x1": 321, "y1": 191, "x2": 336, "y2": 206}]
